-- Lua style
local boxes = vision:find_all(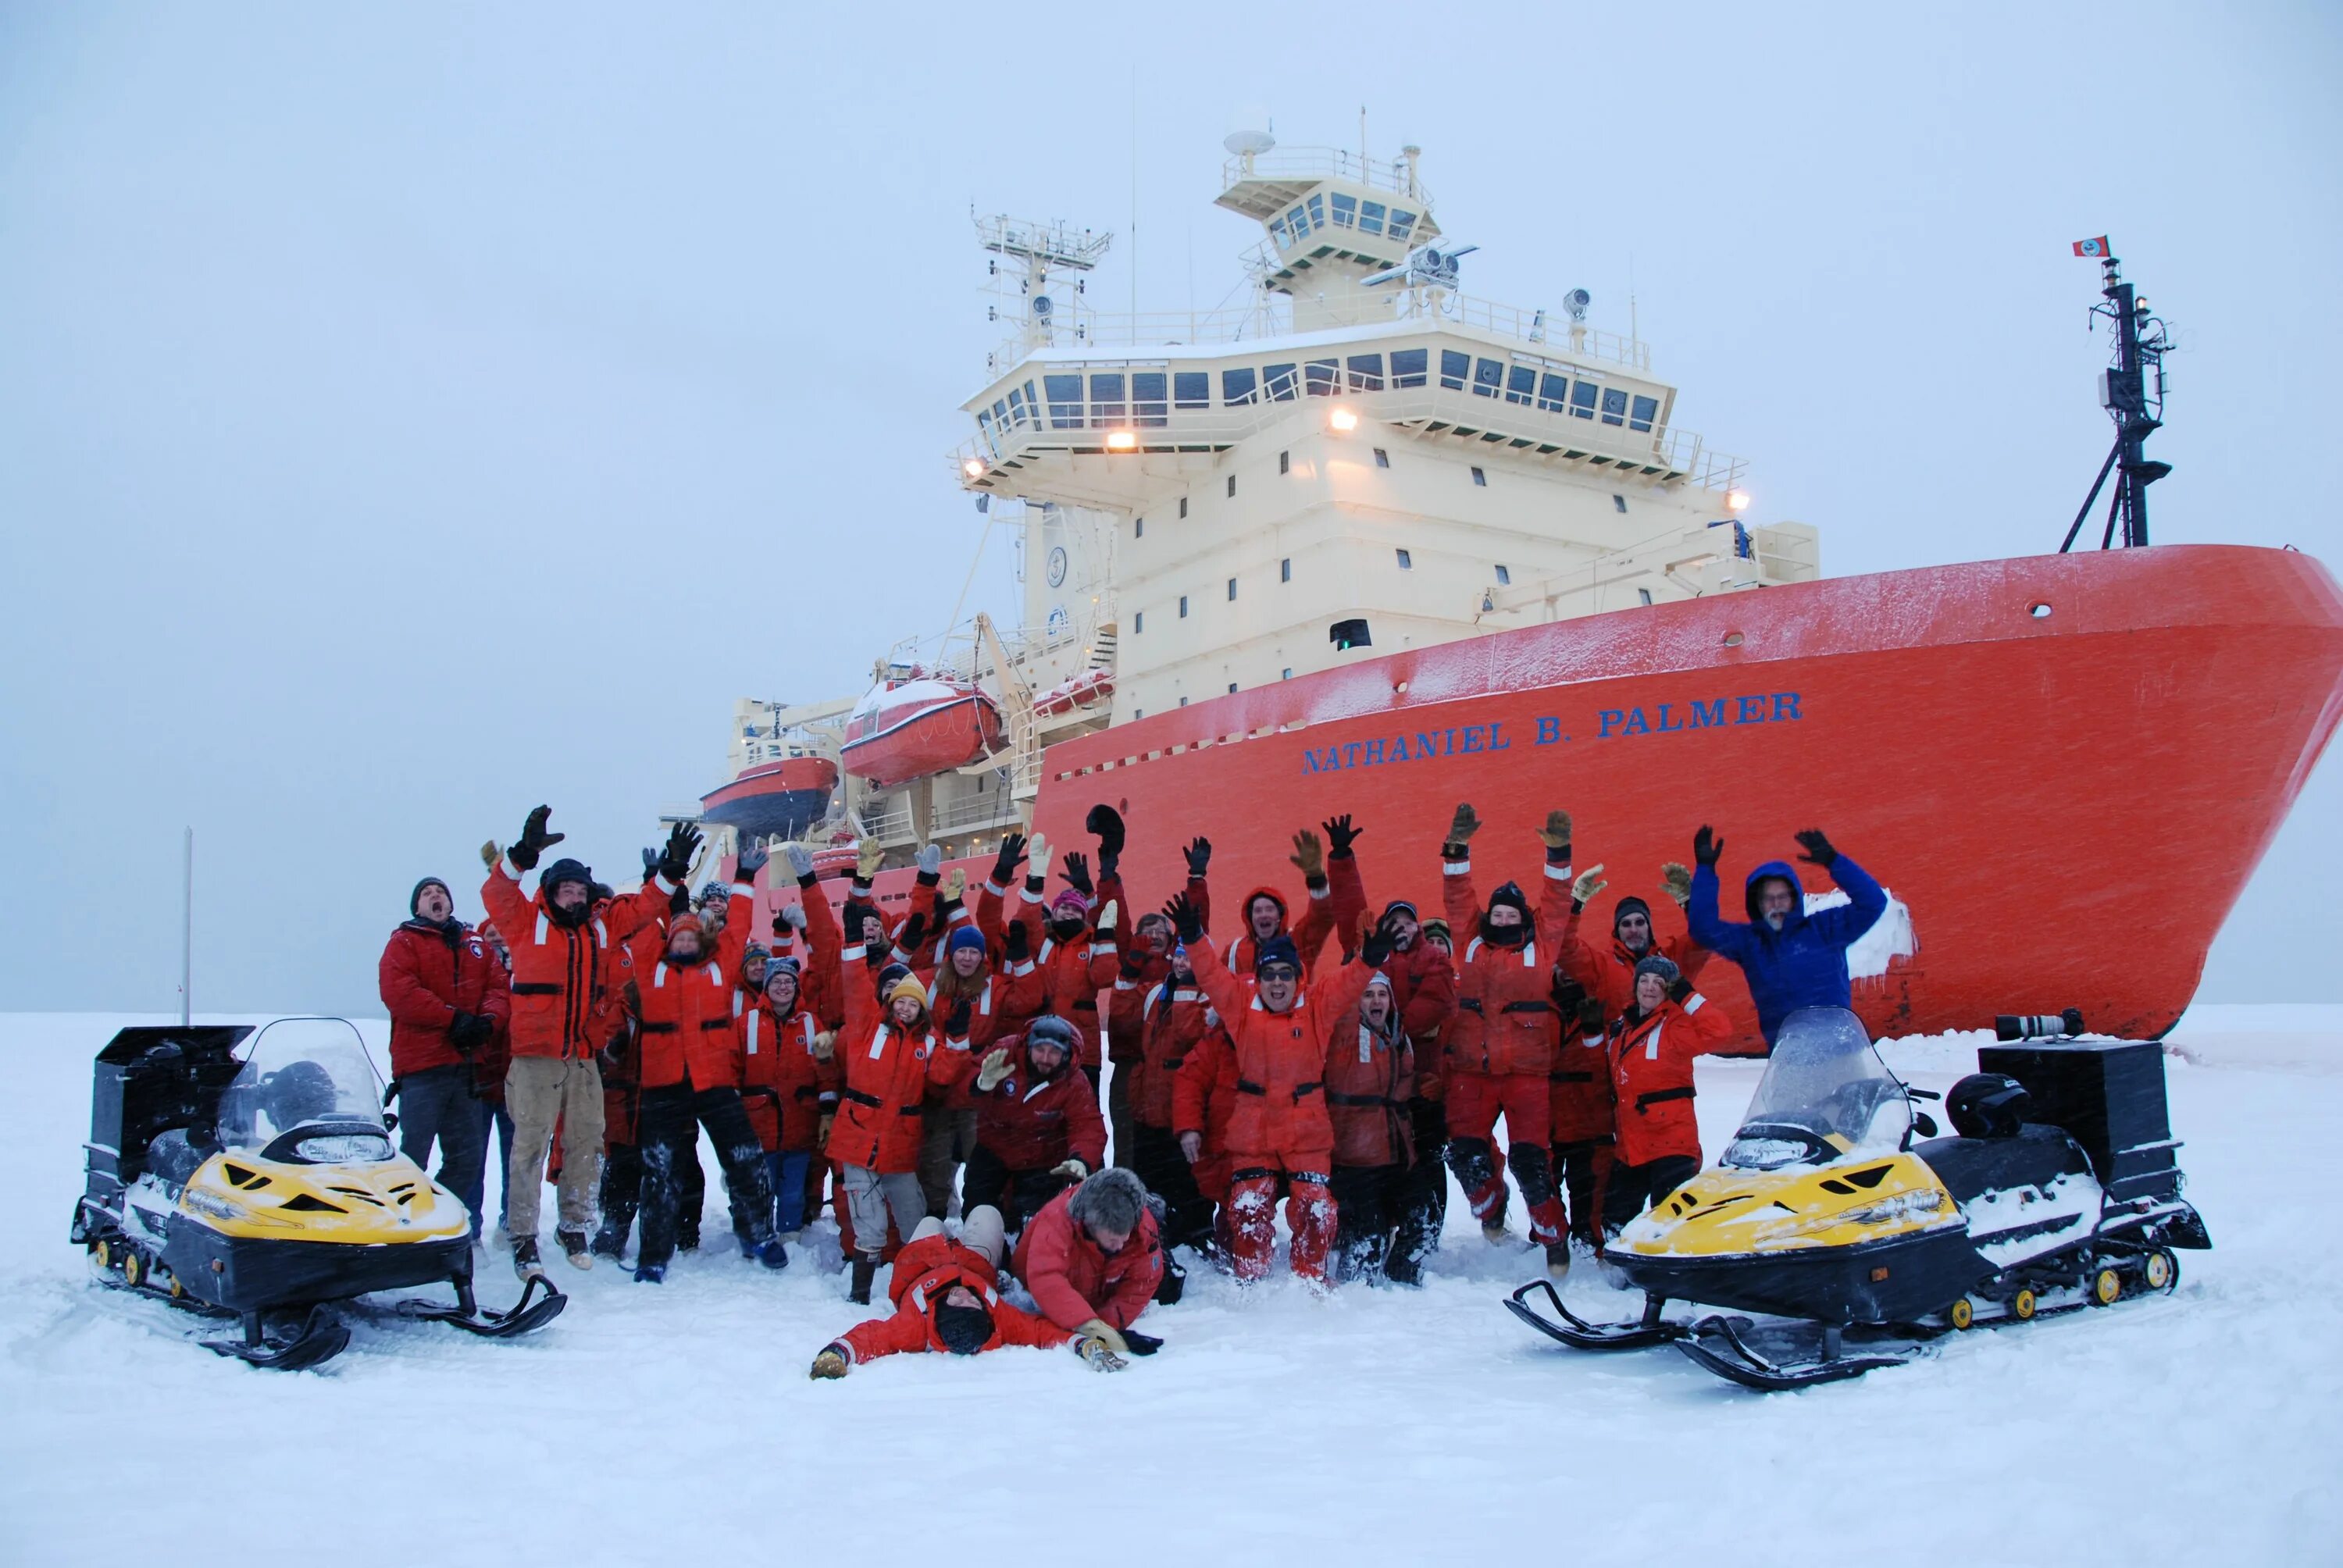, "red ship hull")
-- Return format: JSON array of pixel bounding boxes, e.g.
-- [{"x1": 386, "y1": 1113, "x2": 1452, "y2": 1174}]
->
[{"x1": 996, "y1": 545, "x2": 2343, "y2": 1053}]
